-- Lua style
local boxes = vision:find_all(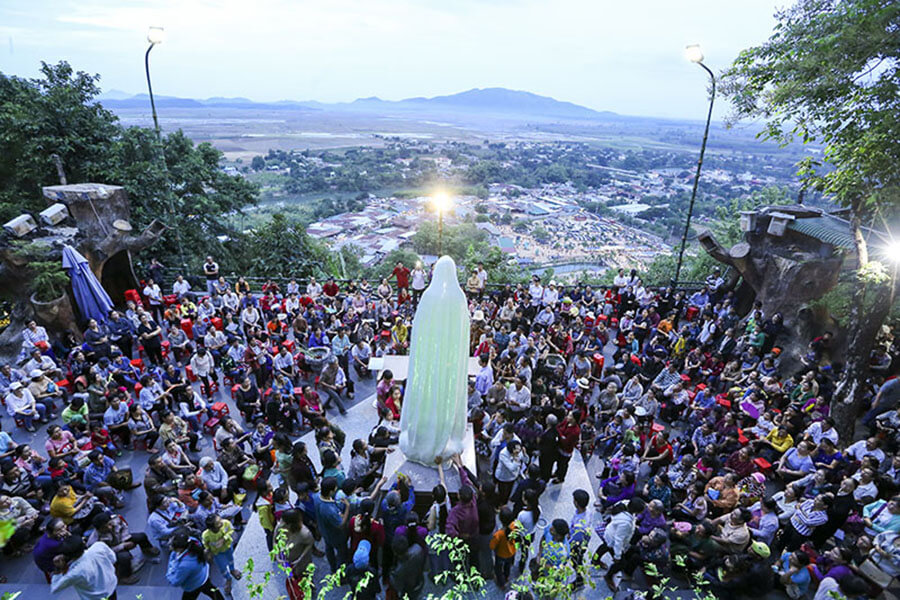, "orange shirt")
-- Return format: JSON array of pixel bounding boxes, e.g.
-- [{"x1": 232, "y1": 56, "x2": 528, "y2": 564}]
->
[{"x1": 490, "y1": 525, "x2": 517, "y2": 559}]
